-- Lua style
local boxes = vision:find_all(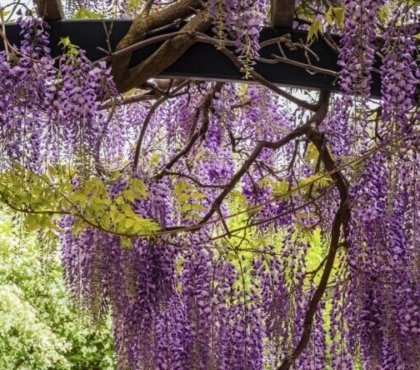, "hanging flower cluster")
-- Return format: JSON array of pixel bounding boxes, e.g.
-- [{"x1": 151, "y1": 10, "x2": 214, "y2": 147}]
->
[
  {"x1": 208, "y1": 0, "x2": 266, "y2": 77},
  {"x1": 0, "y1": 15, "x2": 116, "y2": 172},
  {"x1": 380, "y1": 23, "x2": 418, "y2": 131},
  {"x1": 338, "y1": 0, "x2": 384, "y2": 96}
]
